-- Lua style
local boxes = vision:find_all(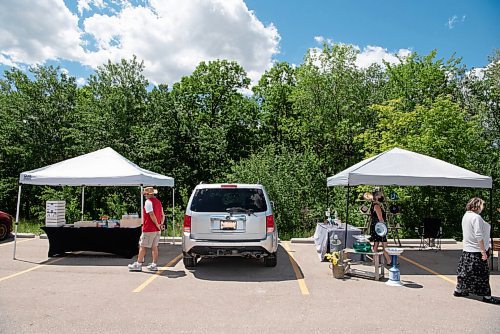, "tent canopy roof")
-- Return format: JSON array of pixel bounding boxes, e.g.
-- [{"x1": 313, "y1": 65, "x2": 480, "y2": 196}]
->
[
  {"x1": 327, "y1": 148, "x2": 492, "y2": 188},
  {"x1": 19, "y1": 147, "x2": 174, "y2": 187}
]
